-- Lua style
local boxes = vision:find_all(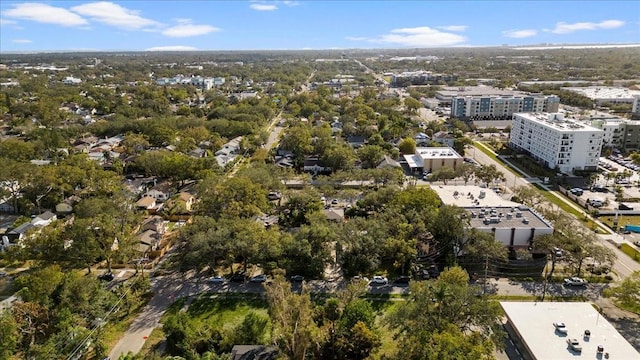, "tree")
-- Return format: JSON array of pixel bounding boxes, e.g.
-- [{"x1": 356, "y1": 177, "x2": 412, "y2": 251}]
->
[
  {"x1": 453, "y1": 137, "x2": 473, "y2": 156},
  {"x1": 398, "y1": 138, "x2": 416, "y2": 155},
  {"x1": 512, "y1": 186, "x2": 545, "y2": 209},
  {"x1": 404, "y1": 97, "x2": 422, "y2": 114},
  {"x1": 474, "y1": 164, "x2": 505, "y2": 187},
  {"x1": 0, "y1": 311, "x2": 19, "y2": 360},
  {"x1": 455, "y1": 163, "x2": 476, "y2": 185},
  {"x1": 265, "y1": 275, "x2": 322, "y2": 360},
  {"x1": 196, "y1": 176, "x2": 270, "y2": 219},
  {"x1": 386, "y1": 267, "x2": 503, "y2": 360},
  {"x1": 430, "y1": 167, "x2": 457, "y2": 184},
  {"x1": 605, "y1": 271, "x2": 640, "y2": 313},
  {"x1": 321, "y1": 144, "x2": 355, "y2": 172},
  {"x1": 357, "y1": 145, "x2": 384, "y2": 169}
]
